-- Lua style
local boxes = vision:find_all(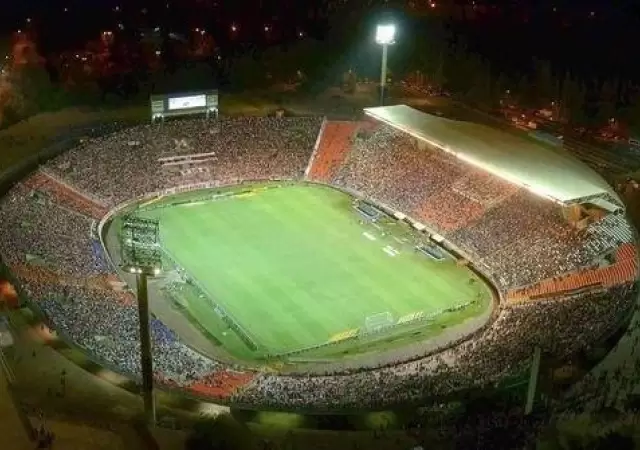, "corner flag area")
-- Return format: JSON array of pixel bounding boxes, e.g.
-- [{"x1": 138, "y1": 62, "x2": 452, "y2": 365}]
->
[{"x1": 139, "y1": 183, "x2": 492, "y2": 360}]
